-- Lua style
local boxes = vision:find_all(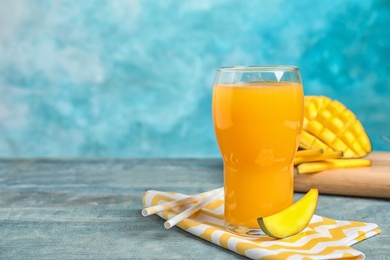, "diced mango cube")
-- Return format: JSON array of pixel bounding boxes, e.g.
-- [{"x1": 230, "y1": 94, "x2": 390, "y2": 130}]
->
[
  {"x1": 319, "y1": 128, "x2": 337, "y2": 145},
  {"x1": 327, "y1": 117, "x2": 345, "y2": 134},
  {"x1": 307, "y1": 120, "x2": 323, "y2": 136}
]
